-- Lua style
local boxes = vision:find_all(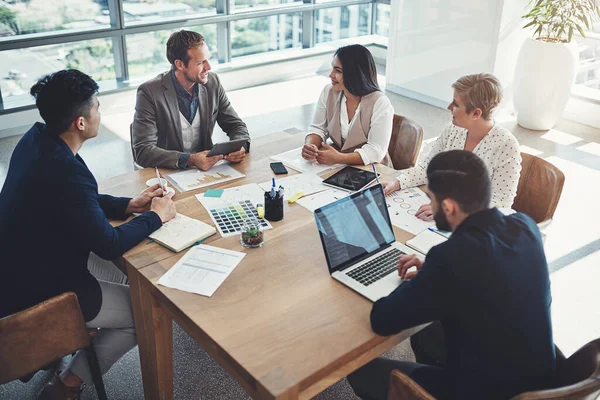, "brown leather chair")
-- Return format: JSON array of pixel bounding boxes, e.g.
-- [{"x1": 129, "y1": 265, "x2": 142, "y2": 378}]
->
[
  {"x1": 387, "y1": 115, "x2": 424, "y2": 170},
  {"x1": 0, "y1": 292, "x2": 108, "y2": 400},
  {"x1": 387, "y1": 339, "x2": 600, "y2": 400},
  {"x1": 512, "y1": 153, "x2": 565, "y2": 224}
]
